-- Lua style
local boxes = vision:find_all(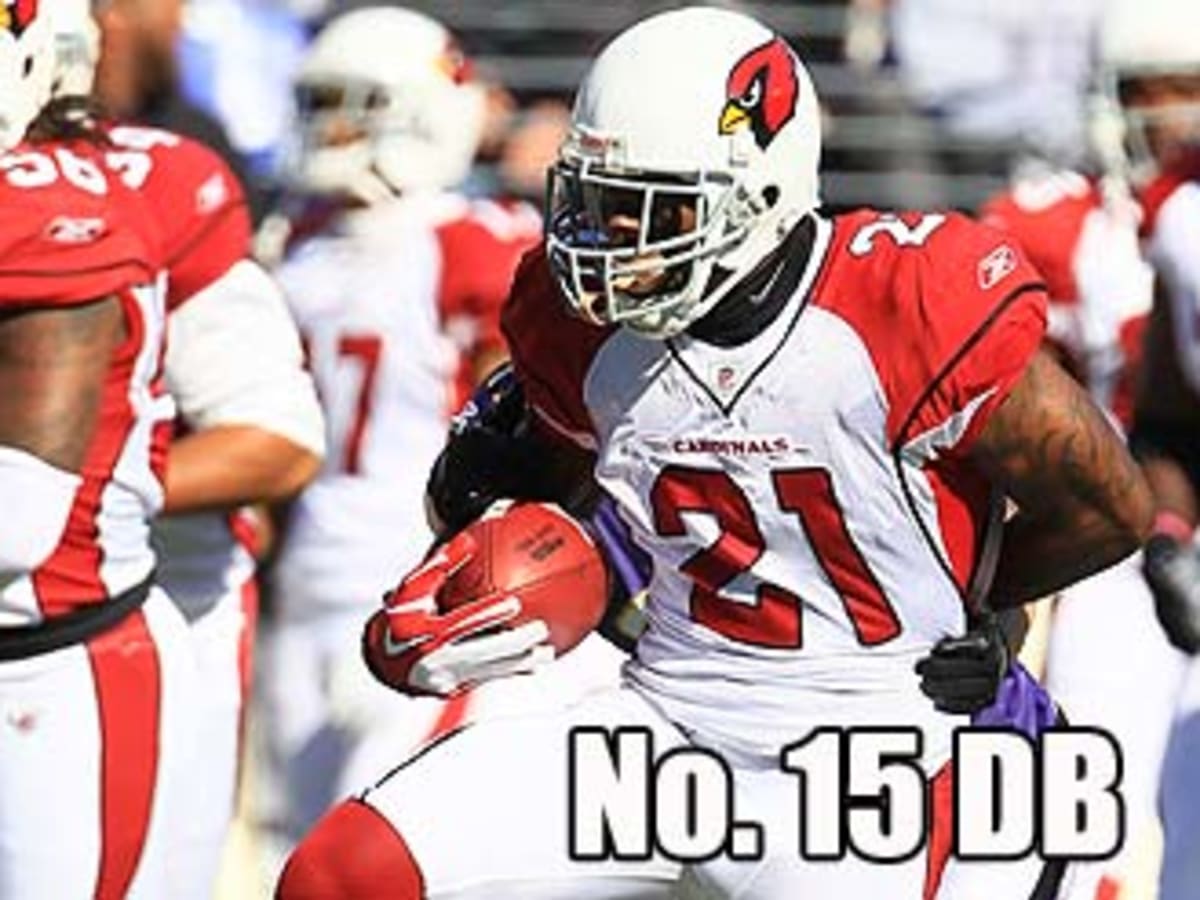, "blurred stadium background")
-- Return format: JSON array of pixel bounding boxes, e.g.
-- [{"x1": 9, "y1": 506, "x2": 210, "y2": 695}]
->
[{"x1": 186, "y1": 0, "x2": 1105, "y2": 220}]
